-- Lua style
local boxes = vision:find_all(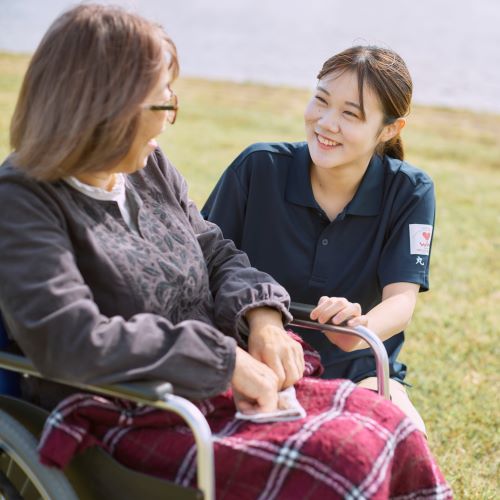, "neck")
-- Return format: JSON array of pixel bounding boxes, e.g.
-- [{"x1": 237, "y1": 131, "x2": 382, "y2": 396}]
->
[
  {"x1": 74, "y1": 171, "x2": 117, "y2": 191},
  {"x1": 310, "y1": 161, "x2": 368, "y2": 199},
  {"x1": 309, "y1": 160, "x2": 370, "y2": 221}
]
